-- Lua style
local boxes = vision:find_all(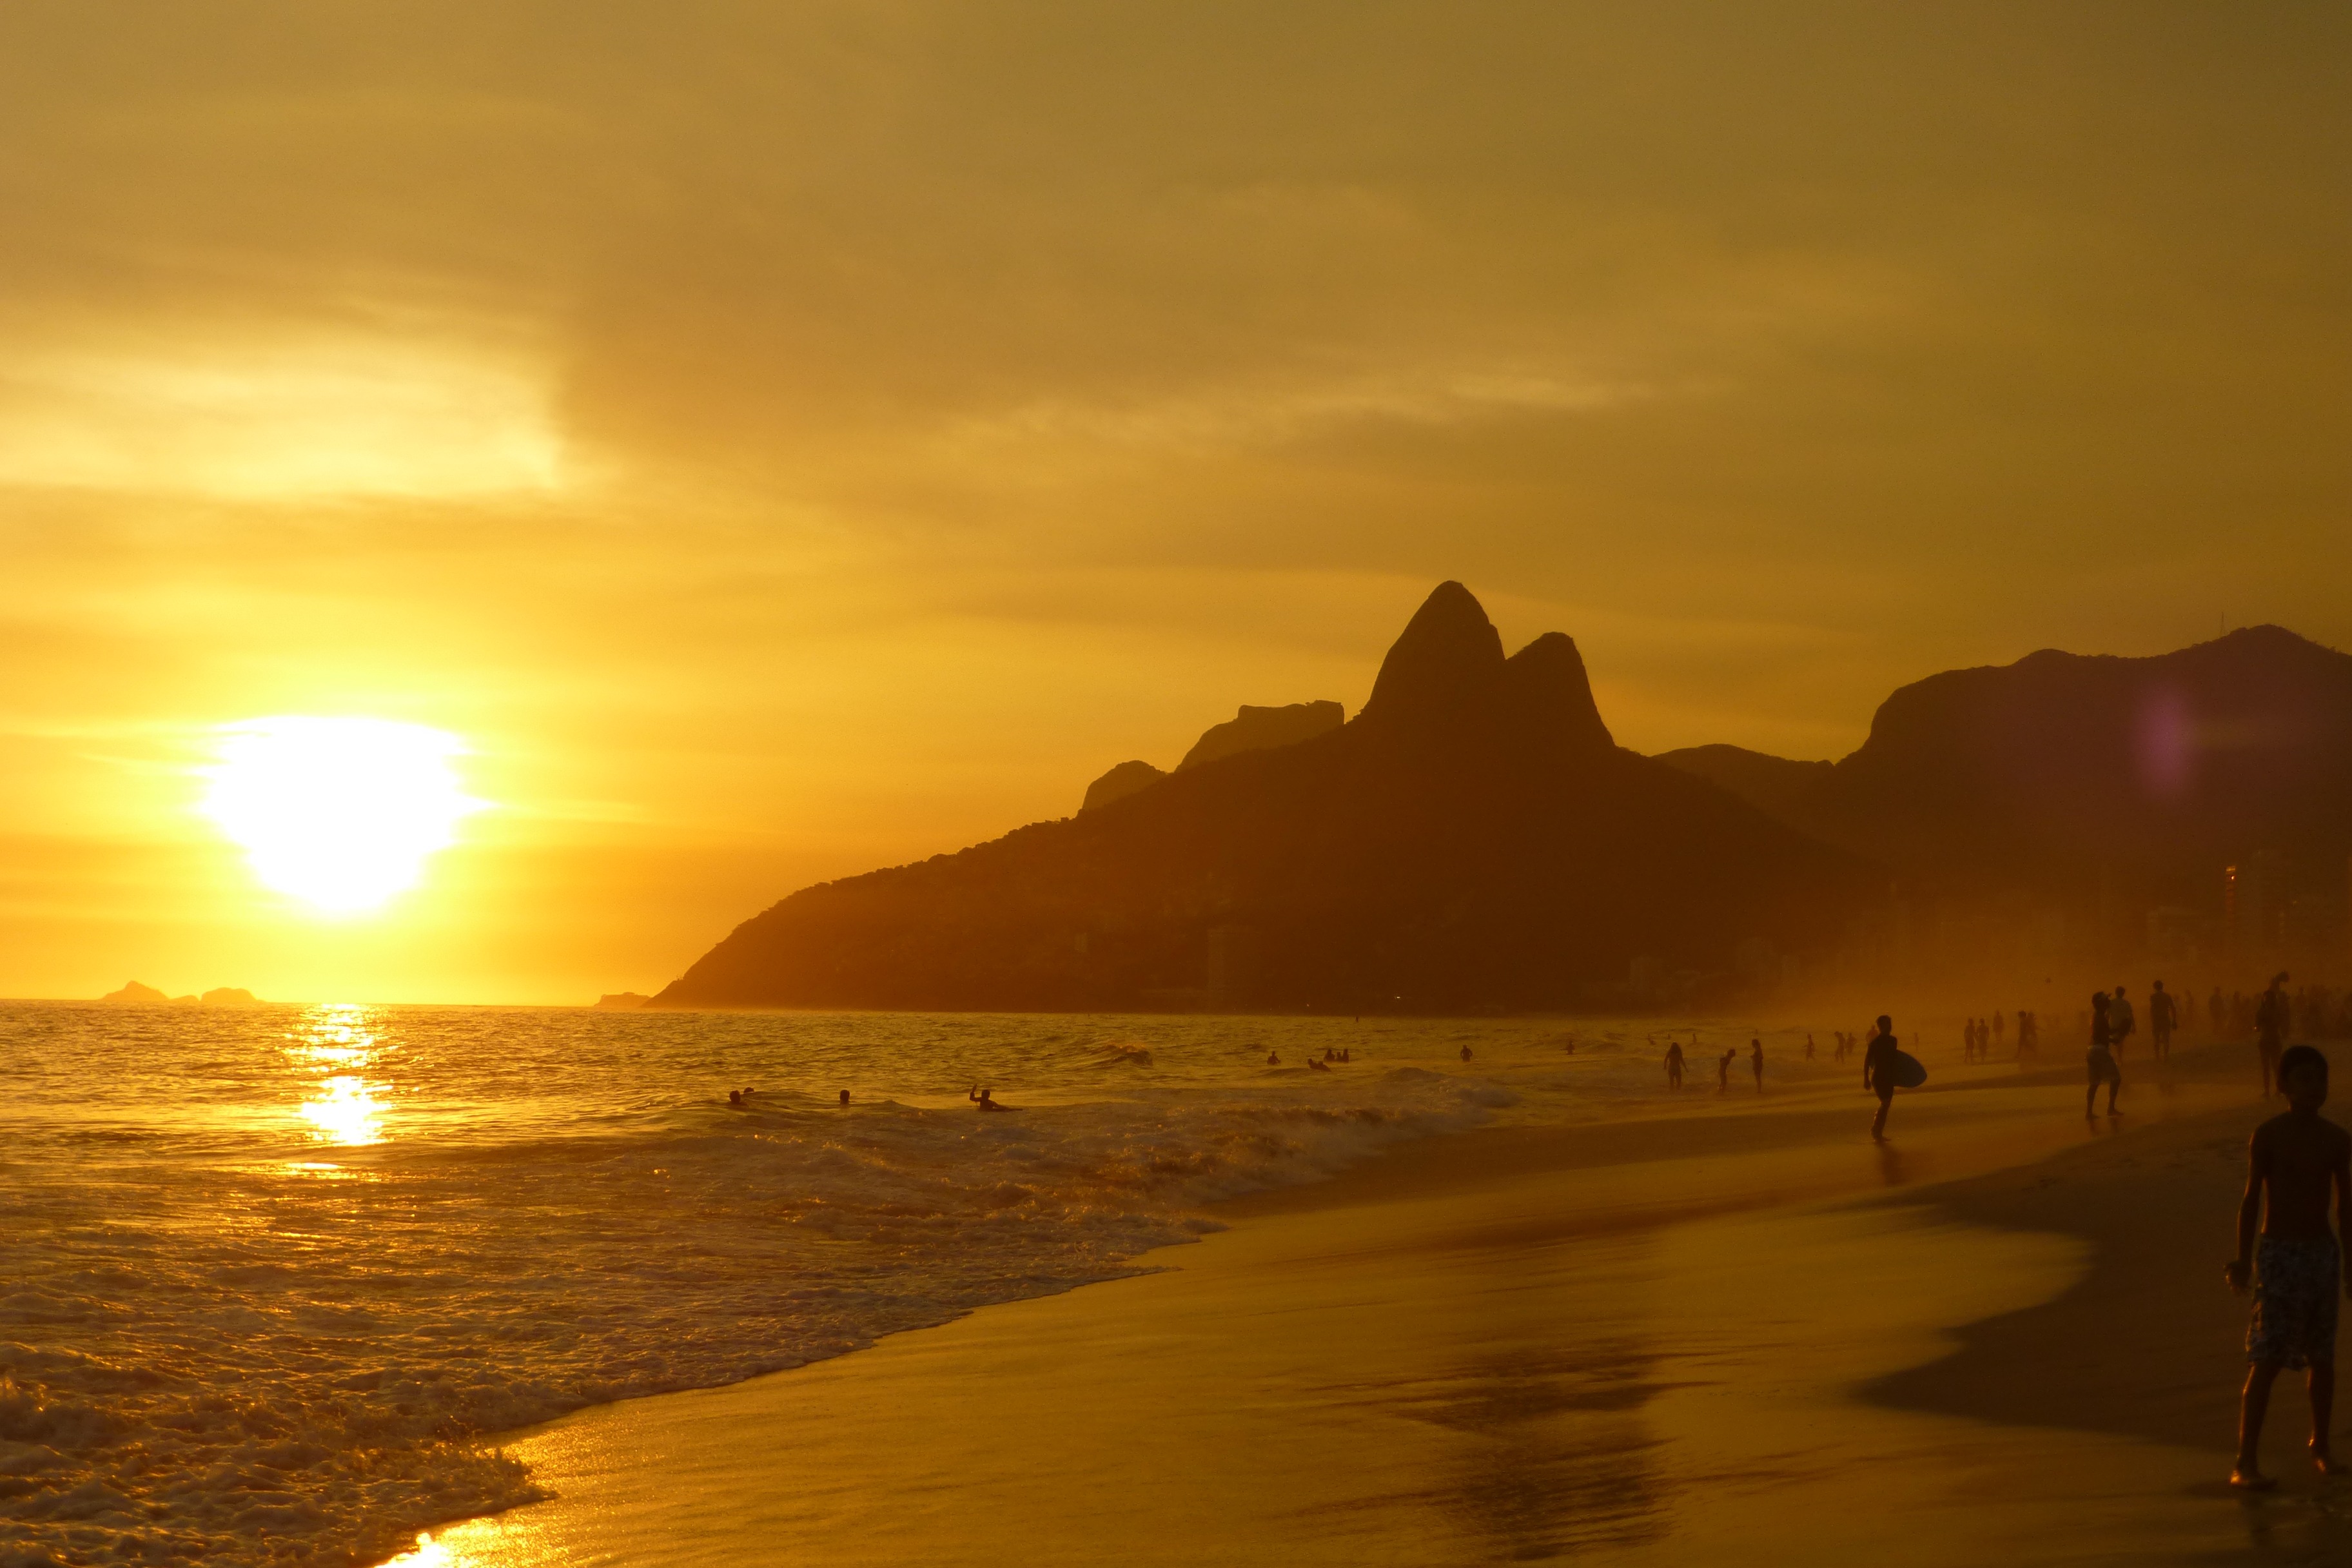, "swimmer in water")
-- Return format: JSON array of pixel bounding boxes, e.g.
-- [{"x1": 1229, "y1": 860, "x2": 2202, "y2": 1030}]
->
[
  {"x1": 968, "y1": 1085, "x2": 1011, "y2": 1112},
  {"x1": 838, "y1": 1089, "x2": 850, "y2": 1106},
  {"x1": 1460, "y1": 1045, "x2": 1473, "y2": 1062},
  {"x1": 1266, "y1": 1050, "x2": 1280, "y2": 1066},
  {"x1": 727, "y1": 1089, "x2": 743, "y2": 1107}
]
